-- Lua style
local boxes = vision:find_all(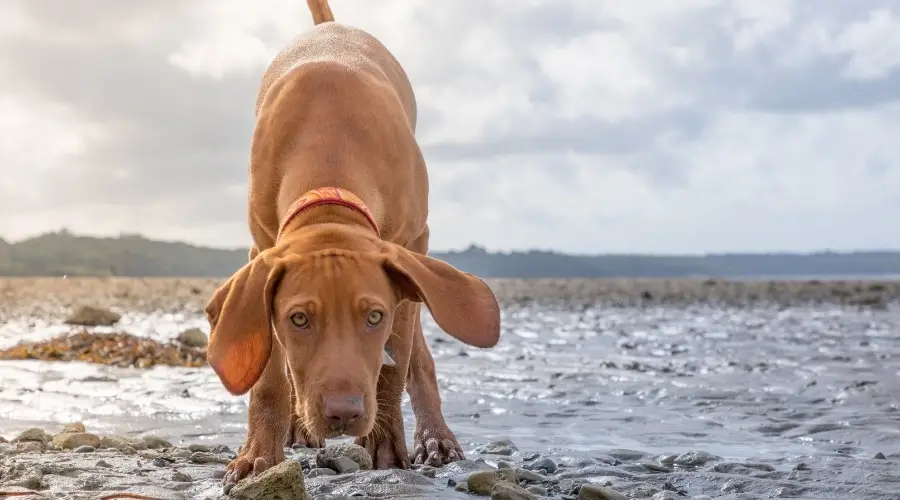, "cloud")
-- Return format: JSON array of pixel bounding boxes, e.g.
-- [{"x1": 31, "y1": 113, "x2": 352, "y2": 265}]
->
[{"x1": 0, "y1": 0, "x2": 898, "y2": 254}]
